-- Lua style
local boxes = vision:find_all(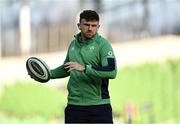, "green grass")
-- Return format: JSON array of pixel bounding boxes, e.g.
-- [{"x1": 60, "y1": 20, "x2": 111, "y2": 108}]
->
[
  {"x1": 0, "y1": 115, "x2": 62, "y2": 124},
  {"x1": 0, "y1": 82, "x2": 66, "y2": 119},
  {"x1": 0, "y1": 59, "x2": 180, "y2": 123},
  {"x1": 110, "y1": 59, "x2": 180, "y2": 123}
]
